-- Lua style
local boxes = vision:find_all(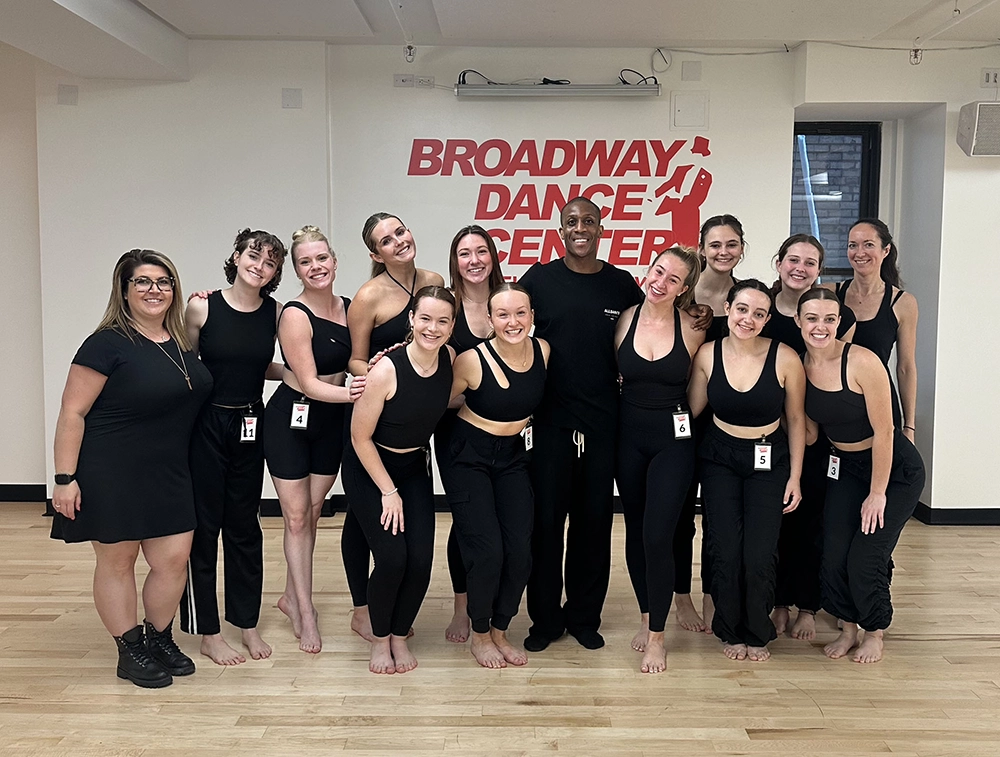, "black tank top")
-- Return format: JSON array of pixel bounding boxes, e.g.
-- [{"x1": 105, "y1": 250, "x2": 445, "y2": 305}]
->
[
  {"x1": 373, "y1": 346, "x2": 453, "y2": 448},
  {"x1": 279, "y1": 299, "x2": 351, "y2": 375},
  {"x1": 707, "y1": 338, "x2": 784, "y2": 427},
  {"x1": 805, "y1": 343, "x2": 874, "y2": 444},
  {"x1": 463, "y1": 339, "x2": 546, "y2": 423},
  {"x1": 704, "y1": 313, "x2": 729, "y2": 343},
  {"x1": 618, "y1": 308, "x2": 690, "y2": 410},
  {"x1": 764, "y1": 304, "x2": 857, "y2": 355},
  {"x1": 449, "y1": 306, "x2": 486, "y2": 354},
  {"x1": 368, "y1": 303, "x2": 411, "y2": 358},
  {"x1": 836, "y1": 280, "x2": 903, "y2": 365},
  {"x1": 199, "y1": 291, "x2": 277, "y2": 405}
]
